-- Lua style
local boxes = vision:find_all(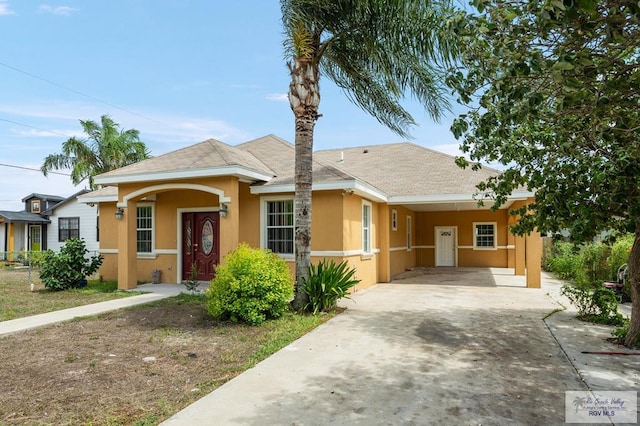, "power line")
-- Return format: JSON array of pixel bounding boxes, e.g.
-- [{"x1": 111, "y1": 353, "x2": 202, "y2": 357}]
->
[
  {"x1": 0, "y1": 117, "x2": 73, "y2": 139},
  {"x1": 0, "y1": 162, "x2": 70, "y2": 176},
  {"x1": 0, "y1": 61, "x2": 165, "y2": 125}
]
